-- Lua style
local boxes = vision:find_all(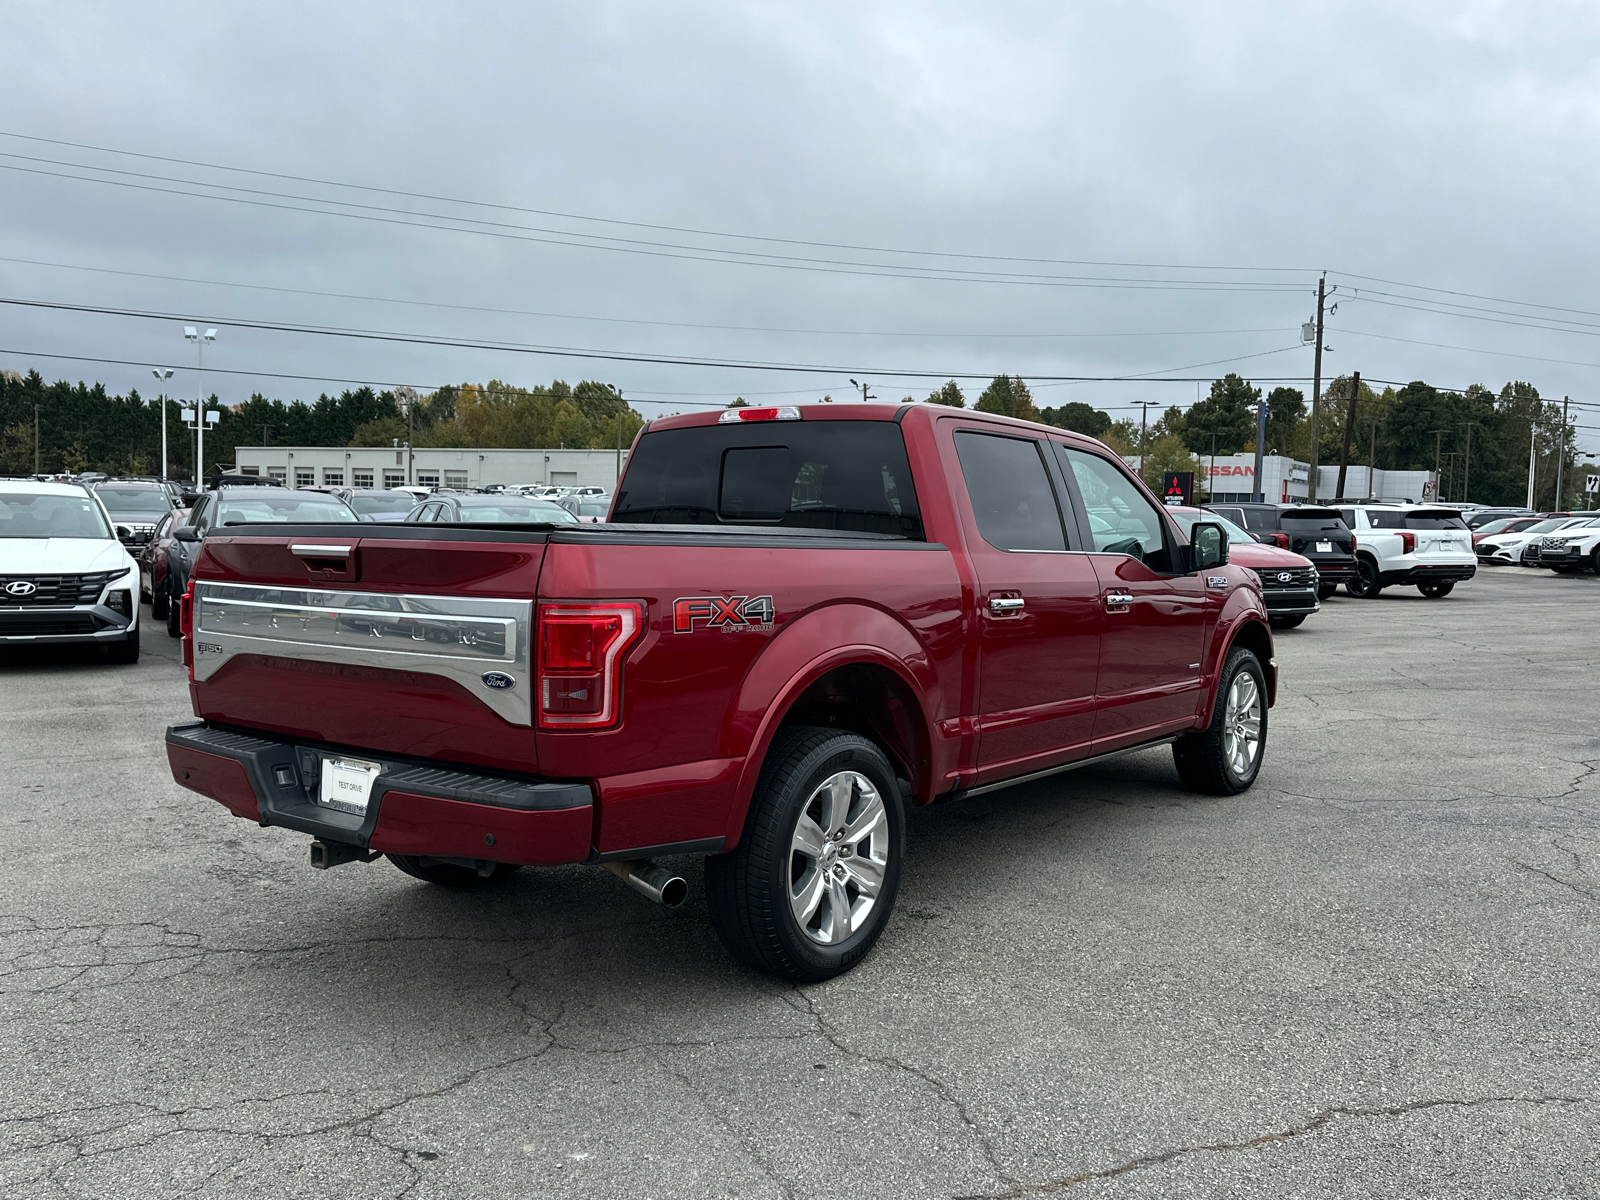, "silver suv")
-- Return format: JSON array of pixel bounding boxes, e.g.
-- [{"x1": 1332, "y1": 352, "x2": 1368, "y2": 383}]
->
[{"x1": 0, "y1": 481, "x2": 142, "y2": 662}]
